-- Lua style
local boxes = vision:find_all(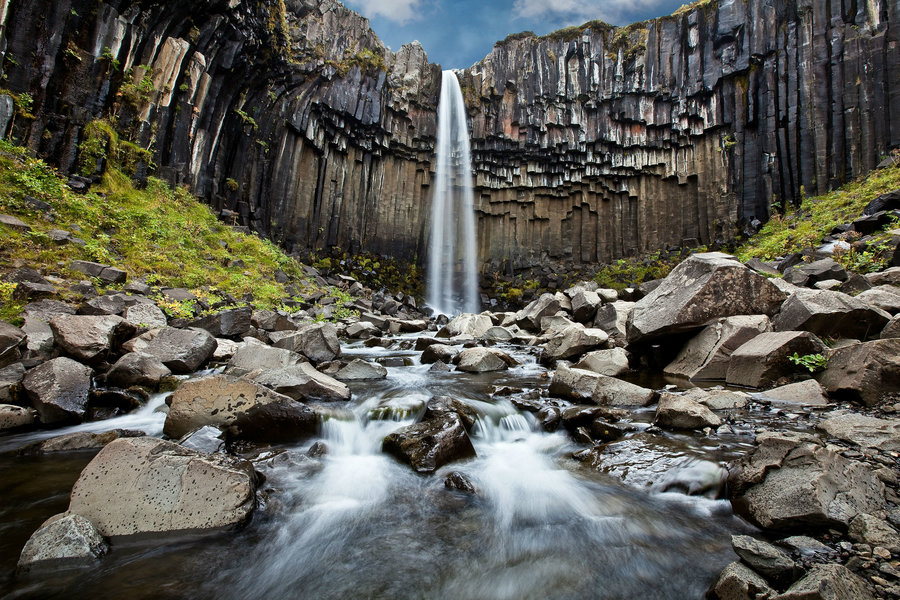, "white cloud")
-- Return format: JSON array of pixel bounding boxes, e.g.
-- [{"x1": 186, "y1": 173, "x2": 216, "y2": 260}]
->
[
  {"x1": 346, "y1": 0, "x2": 426, "y2": 25},
  {"x1": 512, "y1": 0, "x2": 669, "y2": 26}
]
